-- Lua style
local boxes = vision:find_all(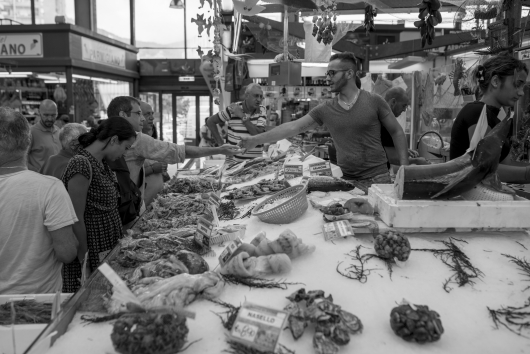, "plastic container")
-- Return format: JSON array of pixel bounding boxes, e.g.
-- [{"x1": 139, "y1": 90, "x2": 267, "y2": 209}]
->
[
  {"x1": 252, "y1": 185, "x2": 308, "y2": 224},
  {"x1": 0, "y1": 293, "x2": 72, "y2": 354}
]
